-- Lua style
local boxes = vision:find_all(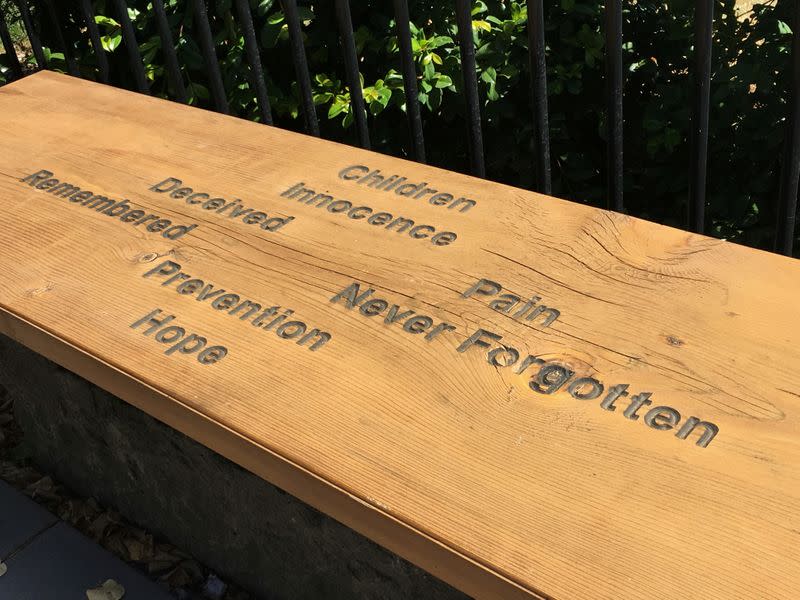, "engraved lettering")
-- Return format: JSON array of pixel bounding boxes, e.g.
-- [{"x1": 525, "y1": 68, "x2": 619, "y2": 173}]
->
[
  {"x1": 529, "y1": 364, "x2": 575, "y2": 394},
  {"x1": 330, "y1": 282, "x2": 375, "y2": 309},
  {"x1": 600, "y1": 384, "x2": 629, "y2": 411},
  {"x1": 623, "y1": 393, "x2": 653, "y2": 420},
  {"x1": 176, "y1": 279, "x2": 205, "y2": 295},
  {"x1": 150, "y1": 177, "x2": 182, "y2": 193},
  {"x1": 337, "y1": 164, "x2": 478, "y2": 212},
  {"x1": 675, "y1": 417, "x2": 719, "y2": 448},
  {"x1": 384, "y1": 305, "x2": 415, "y2": 324},
  {"x1": 211, "y1": 293, "x2": 240, "y2": 311},
  {"x1": 462, "y1": 278, "x2": 560, "y2": 327},
  {"x1": 338, "y1": 165, "x2": 369, "y2": 180},
  {"x1": 360, "y1": 299, "x2": 388, "y2": 317},
  {"x1": 21, "y1": 169, "x2": 53, "y2": 185},
  {"x1": 487, "y1": 346, "x2": 519, "y2": 367},
  {"x1": 644, "y1": 406, "x2": 681, "y2": 430},
  {"x1": 567, "y1": 377, "x2": 605, "y2": 400},
  {"x1": 403, "y1": 315, "x2": 433, "y2": 334},
  {"x1": 456, "y1": 329, "x2": 503, "y2": 353}
]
